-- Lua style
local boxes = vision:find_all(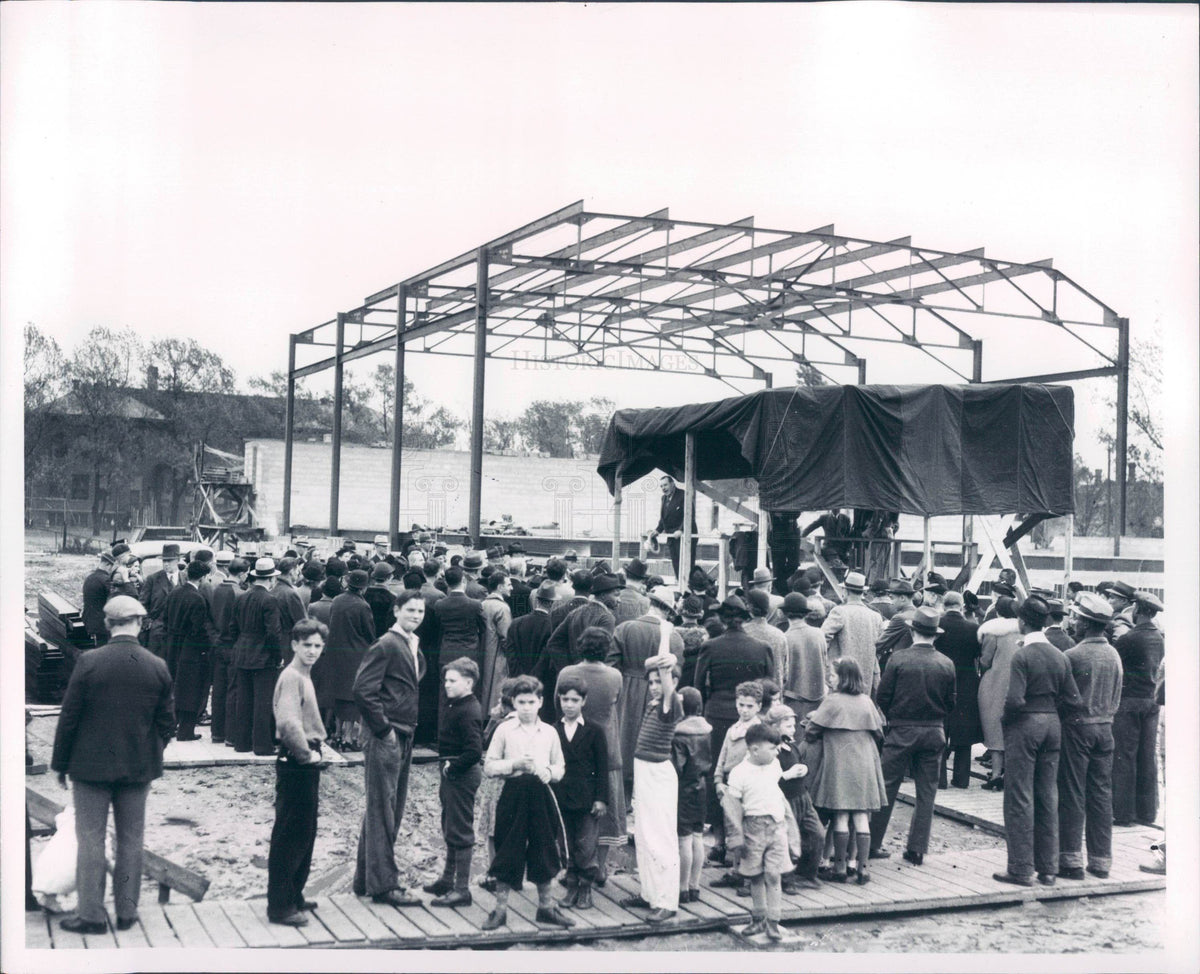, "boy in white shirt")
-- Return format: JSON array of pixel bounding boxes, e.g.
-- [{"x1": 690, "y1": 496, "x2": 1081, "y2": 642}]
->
[{"x1": 723, "y1": 721, "x2": 789, "y2": 941}]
